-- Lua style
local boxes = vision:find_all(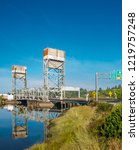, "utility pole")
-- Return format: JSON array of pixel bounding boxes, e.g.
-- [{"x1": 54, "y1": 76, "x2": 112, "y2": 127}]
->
[{"x1": 95, "y1": 72, "x2": 98, "y2": 102}]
